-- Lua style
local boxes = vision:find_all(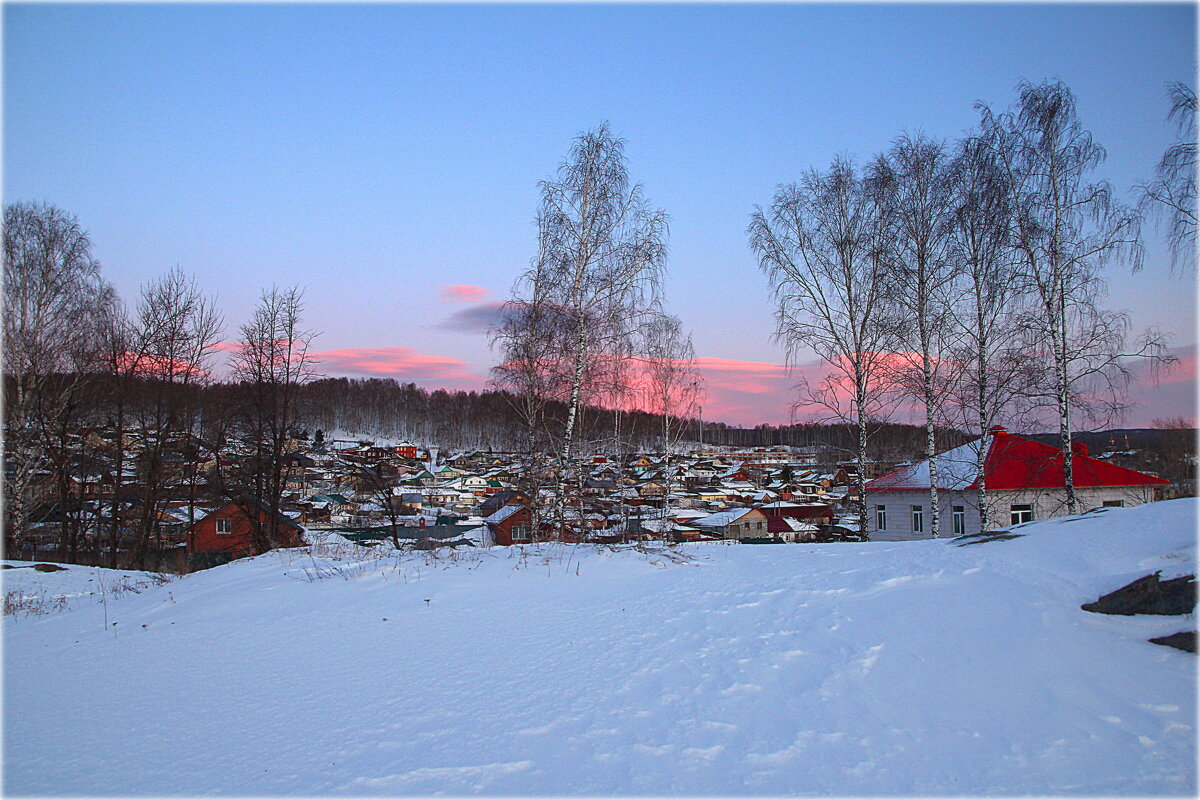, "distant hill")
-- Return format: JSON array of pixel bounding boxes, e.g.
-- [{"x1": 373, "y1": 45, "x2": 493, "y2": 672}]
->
[{"x1": 1027, "y1": 427, "x2": 1196, "y2": 496}]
